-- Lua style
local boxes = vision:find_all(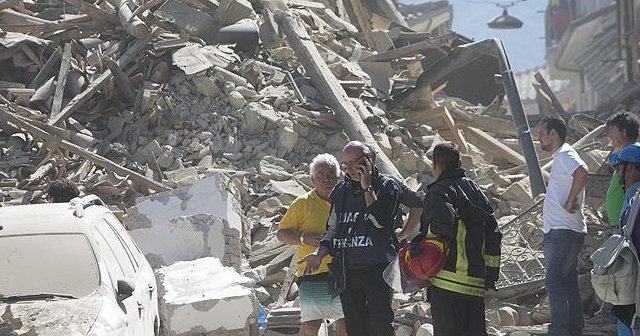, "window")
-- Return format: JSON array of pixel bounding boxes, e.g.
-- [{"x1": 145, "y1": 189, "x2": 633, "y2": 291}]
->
[
  {"x1": 93, "y1": 229, "x2": 125, "y2": 284},
  {"x1": 103, "y1": 214, "x2": 143, "y2": 269},
  {"x1": 95, "y1": 221, "x2": 136, "y2": 278},
  {"x1": 0, "y1": 234, "x2": 99, "y2": 298}
]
